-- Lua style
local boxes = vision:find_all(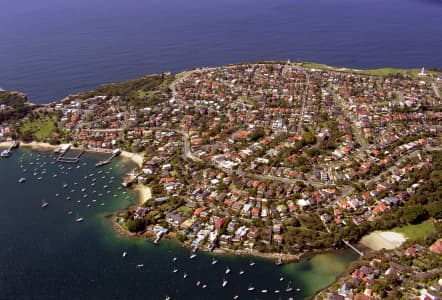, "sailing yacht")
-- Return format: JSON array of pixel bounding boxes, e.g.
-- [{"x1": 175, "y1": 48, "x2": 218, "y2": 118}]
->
[{"x1": 41, "y1": 200, "x2": 48, "y2": 208}]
